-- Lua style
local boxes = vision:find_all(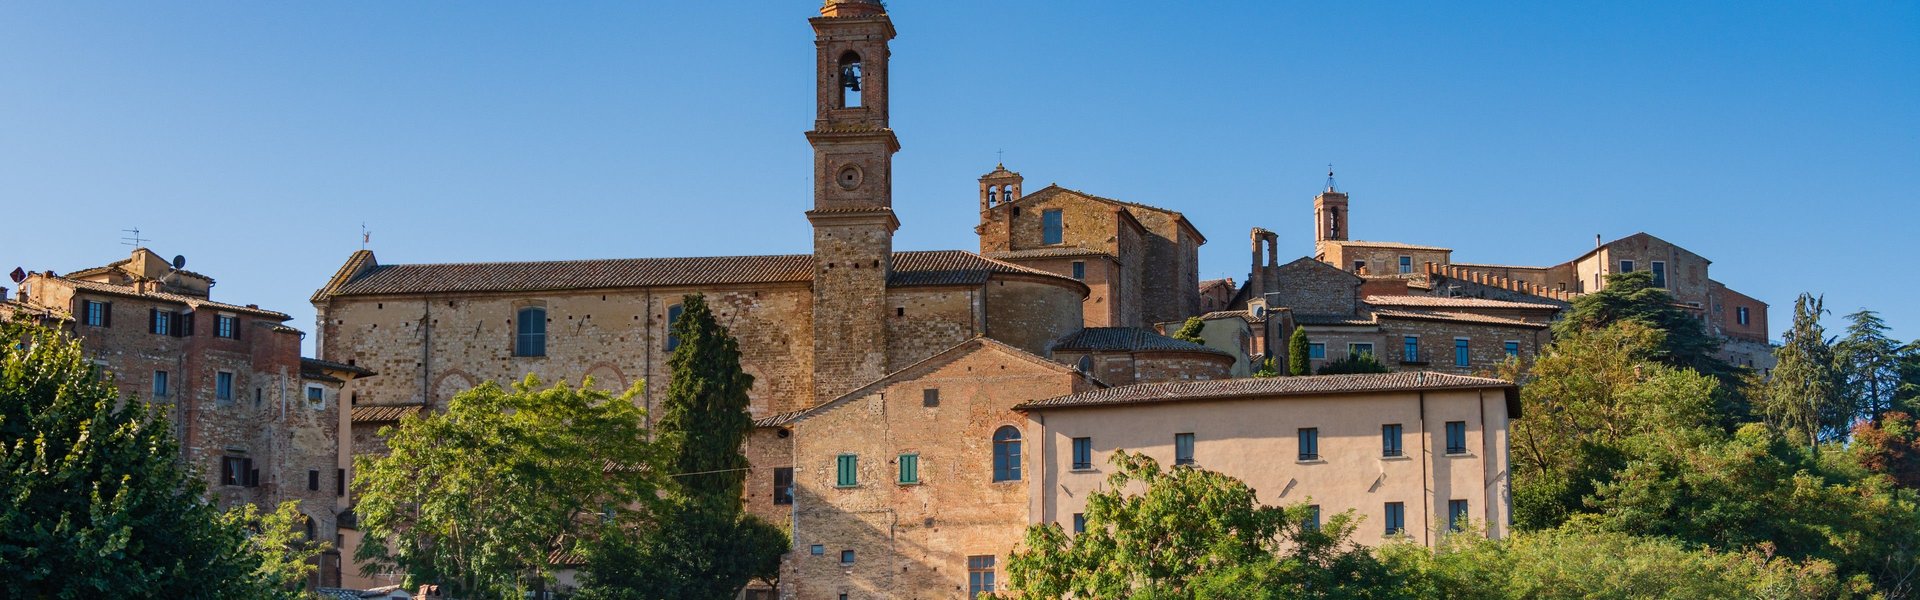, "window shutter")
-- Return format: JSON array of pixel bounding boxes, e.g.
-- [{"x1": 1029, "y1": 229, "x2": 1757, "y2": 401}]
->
[
  {"x1": 102, "y1": 302, "x2": 112, "y2": 327},
  {"x1": 176, "y1": 312, "x2": 190, "y2": 337},
  {"x1": 149, "y1": 308, "x2": 158, "y2": 333}
]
